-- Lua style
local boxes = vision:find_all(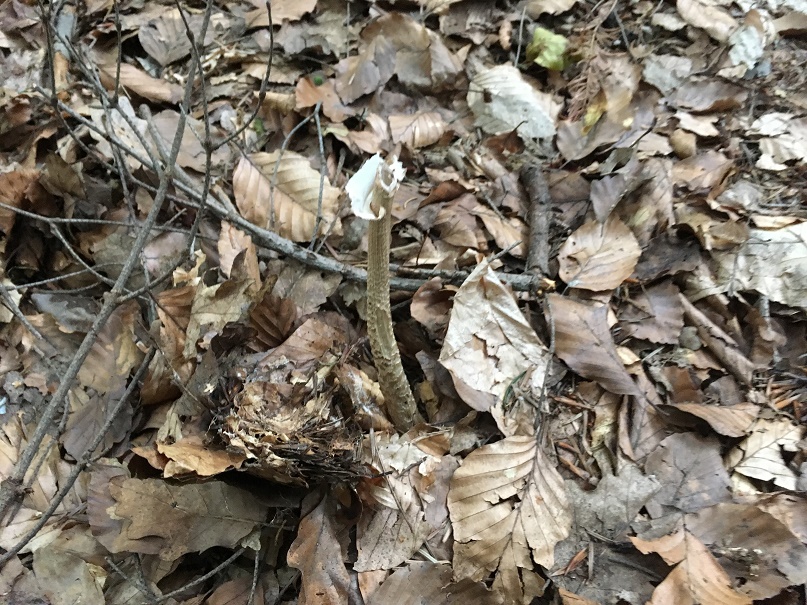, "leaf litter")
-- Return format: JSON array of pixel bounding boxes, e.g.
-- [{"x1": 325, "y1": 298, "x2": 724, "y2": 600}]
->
[{"x1": 0, "y1": 0, "x2": 806, "y2": 603}]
